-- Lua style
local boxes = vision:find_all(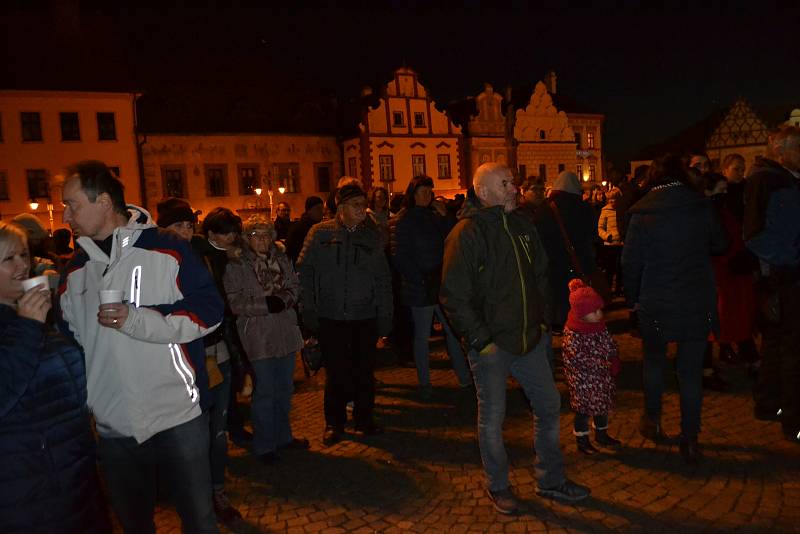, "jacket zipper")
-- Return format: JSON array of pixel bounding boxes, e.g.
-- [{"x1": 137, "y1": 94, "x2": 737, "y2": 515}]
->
[{"x1": 502, "y1": 212, "x2": 528, "y2": 353}]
